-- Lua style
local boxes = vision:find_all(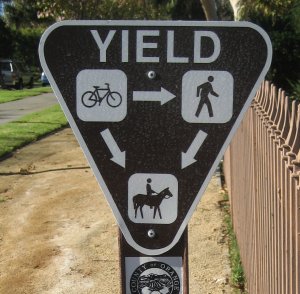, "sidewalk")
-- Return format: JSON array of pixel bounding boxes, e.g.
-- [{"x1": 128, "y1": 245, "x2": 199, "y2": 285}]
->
[{"x1": 0, "y1": 92, "x2": 57, "y2": 124}]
